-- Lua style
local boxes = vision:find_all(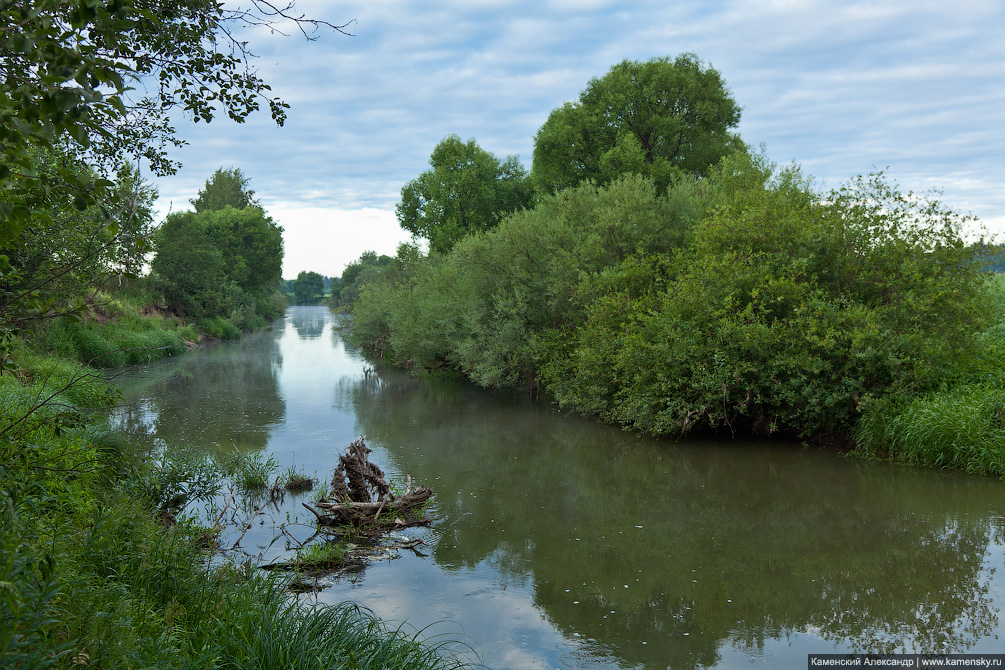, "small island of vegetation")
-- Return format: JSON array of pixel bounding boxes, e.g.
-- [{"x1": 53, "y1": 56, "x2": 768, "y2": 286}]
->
[{"x1": 339, "y1": 54, "x2": 1005, "y2": 478}]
